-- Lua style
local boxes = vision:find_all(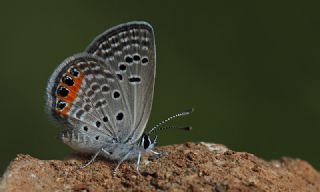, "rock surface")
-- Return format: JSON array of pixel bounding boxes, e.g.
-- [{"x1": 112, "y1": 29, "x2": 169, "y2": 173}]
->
[{"x1": 0, "y1": 142, "x2": 320, "y2": 192}]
